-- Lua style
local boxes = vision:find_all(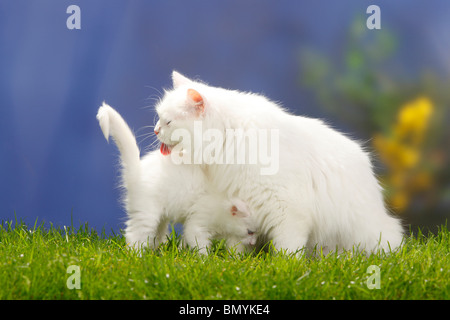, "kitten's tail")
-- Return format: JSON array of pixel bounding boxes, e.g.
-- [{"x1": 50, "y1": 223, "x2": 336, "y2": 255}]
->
[{"x1": 96, "y1": 102, "x2": 140, "y2": 183}]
